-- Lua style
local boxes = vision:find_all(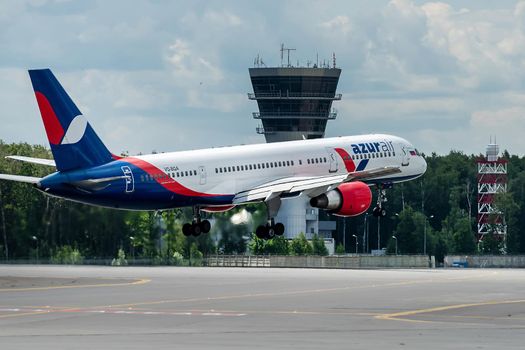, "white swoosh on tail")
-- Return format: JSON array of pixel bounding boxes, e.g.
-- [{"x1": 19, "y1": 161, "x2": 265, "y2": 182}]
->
[{"x1": 61, "y1": 115, "x2": 88, "y2": 145}]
